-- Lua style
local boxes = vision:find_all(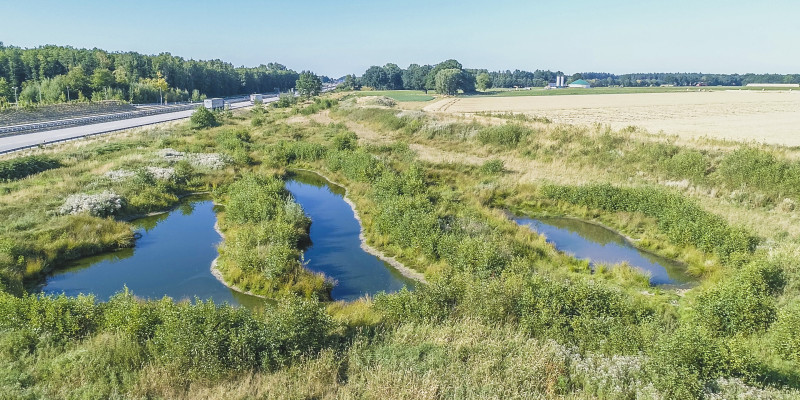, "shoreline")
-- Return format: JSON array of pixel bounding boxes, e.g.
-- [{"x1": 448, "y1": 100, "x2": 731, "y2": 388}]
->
[{"x1": 292, "y1": 168, "x2": 428, "y2": 284}]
